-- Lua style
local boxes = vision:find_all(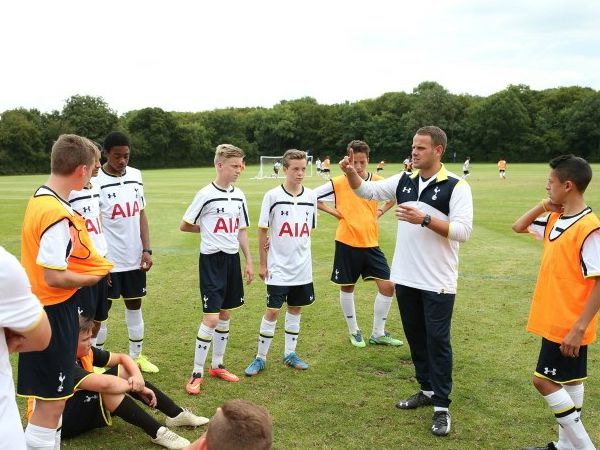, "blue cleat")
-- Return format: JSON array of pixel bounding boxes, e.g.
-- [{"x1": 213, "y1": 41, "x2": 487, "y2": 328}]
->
[
  {"x1": 283, "y1": 352, "x2": 309, "y2": 370},
  {"x1": 244, "y1": 357, "x2": 266, "y2": 377}
]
